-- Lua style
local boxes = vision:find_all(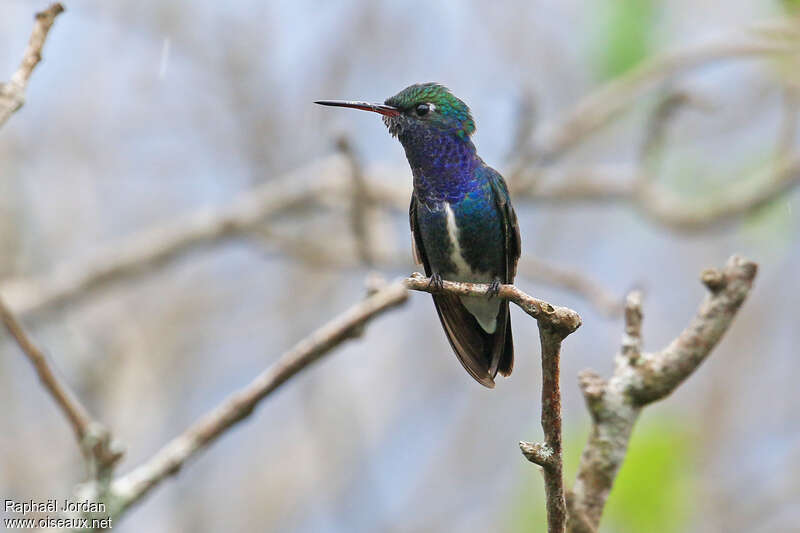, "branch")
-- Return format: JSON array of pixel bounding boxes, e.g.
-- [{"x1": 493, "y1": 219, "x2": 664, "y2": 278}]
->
[
  {"x1": 88, "y1": 273, "x2": 578, "y2": 525},
  {"x1": 106, "y1": 280, "x2": 408, "y2": 517},
  {"x1": 0, "y1": 294, "x2": 122, "y2": 479},
  {"x1": 630, "y1": 258, "x2": 758, "y2": 404},
  {"x1": 405, "y1": 274, "x2": 580, "y2": 533},
  {"x1": 567, "y1": 255, "x2": 757, "y2": 532},
  {"x1": 0, "y1": 3, "x2": 64, "y2": 128},
  {"x1": 404, "y1": 273, "x2": 581, "y2": 335},
  {"x1": 248, "y1": 226, "x2": 621, "y2": 317},
  {"x1": 0, "y1": 155, "x2": 351, "y2": 317},
  {"x1": 519, "y1": 325, "x2": 568, "y2": 533}
]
